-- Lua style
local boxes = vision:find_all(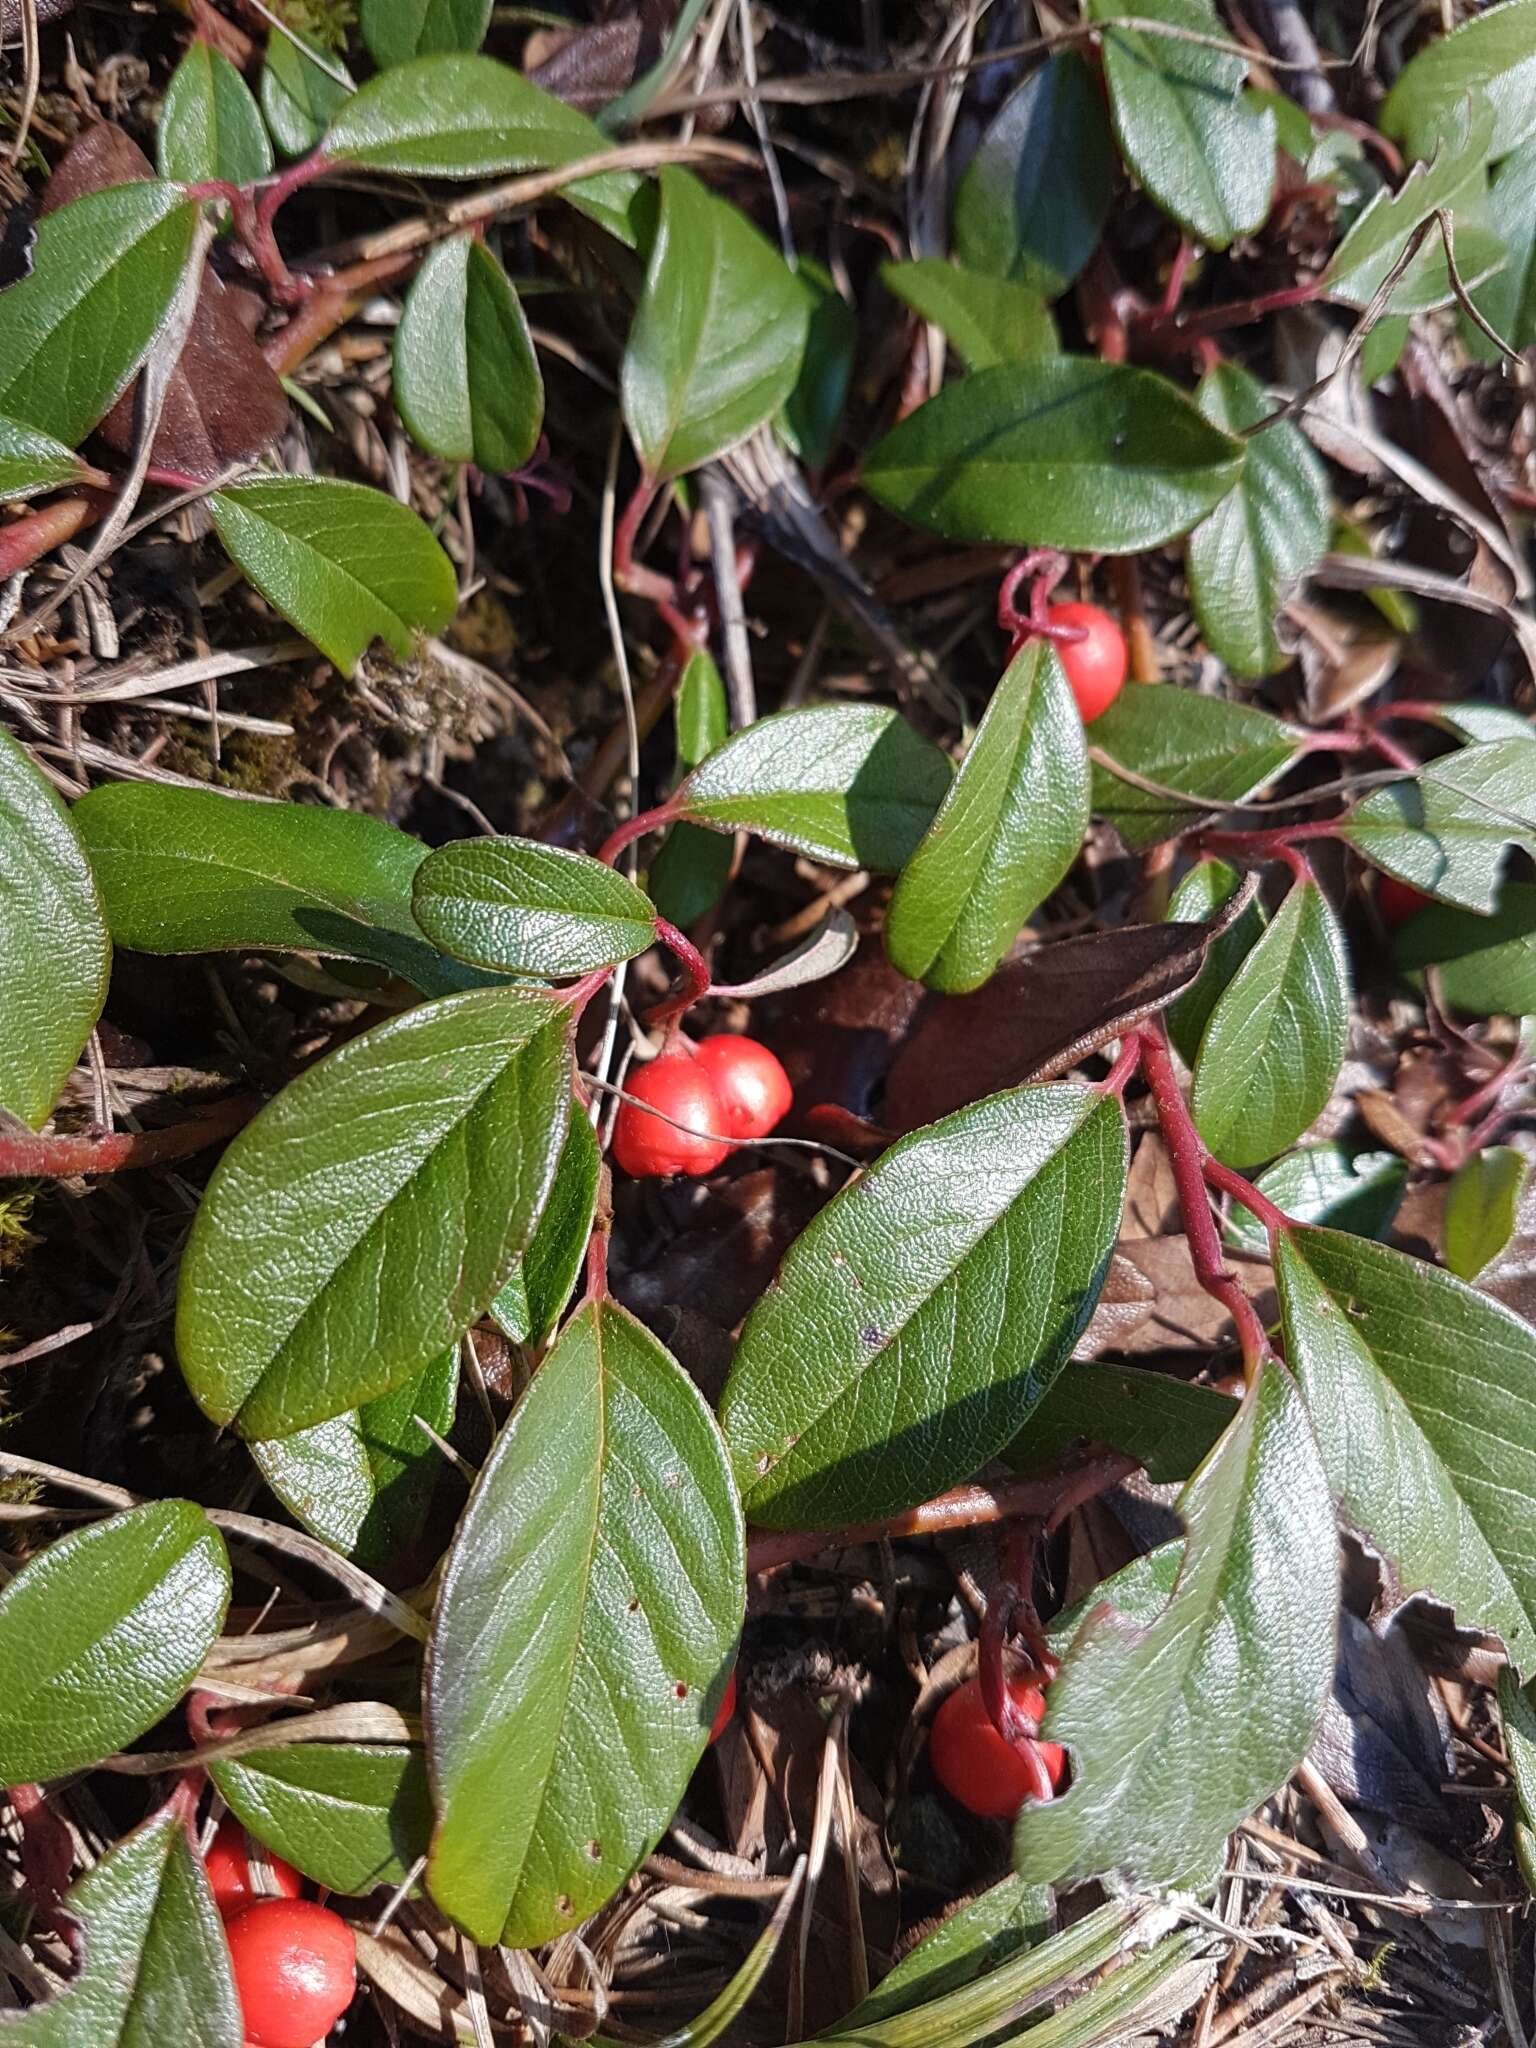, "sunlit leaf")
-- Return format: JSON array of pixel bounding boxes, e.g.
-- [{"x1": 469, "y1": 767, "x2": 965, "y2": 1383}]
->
[{"x1": 393, "y1": 235, "x2": 543, "y2": 471}]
